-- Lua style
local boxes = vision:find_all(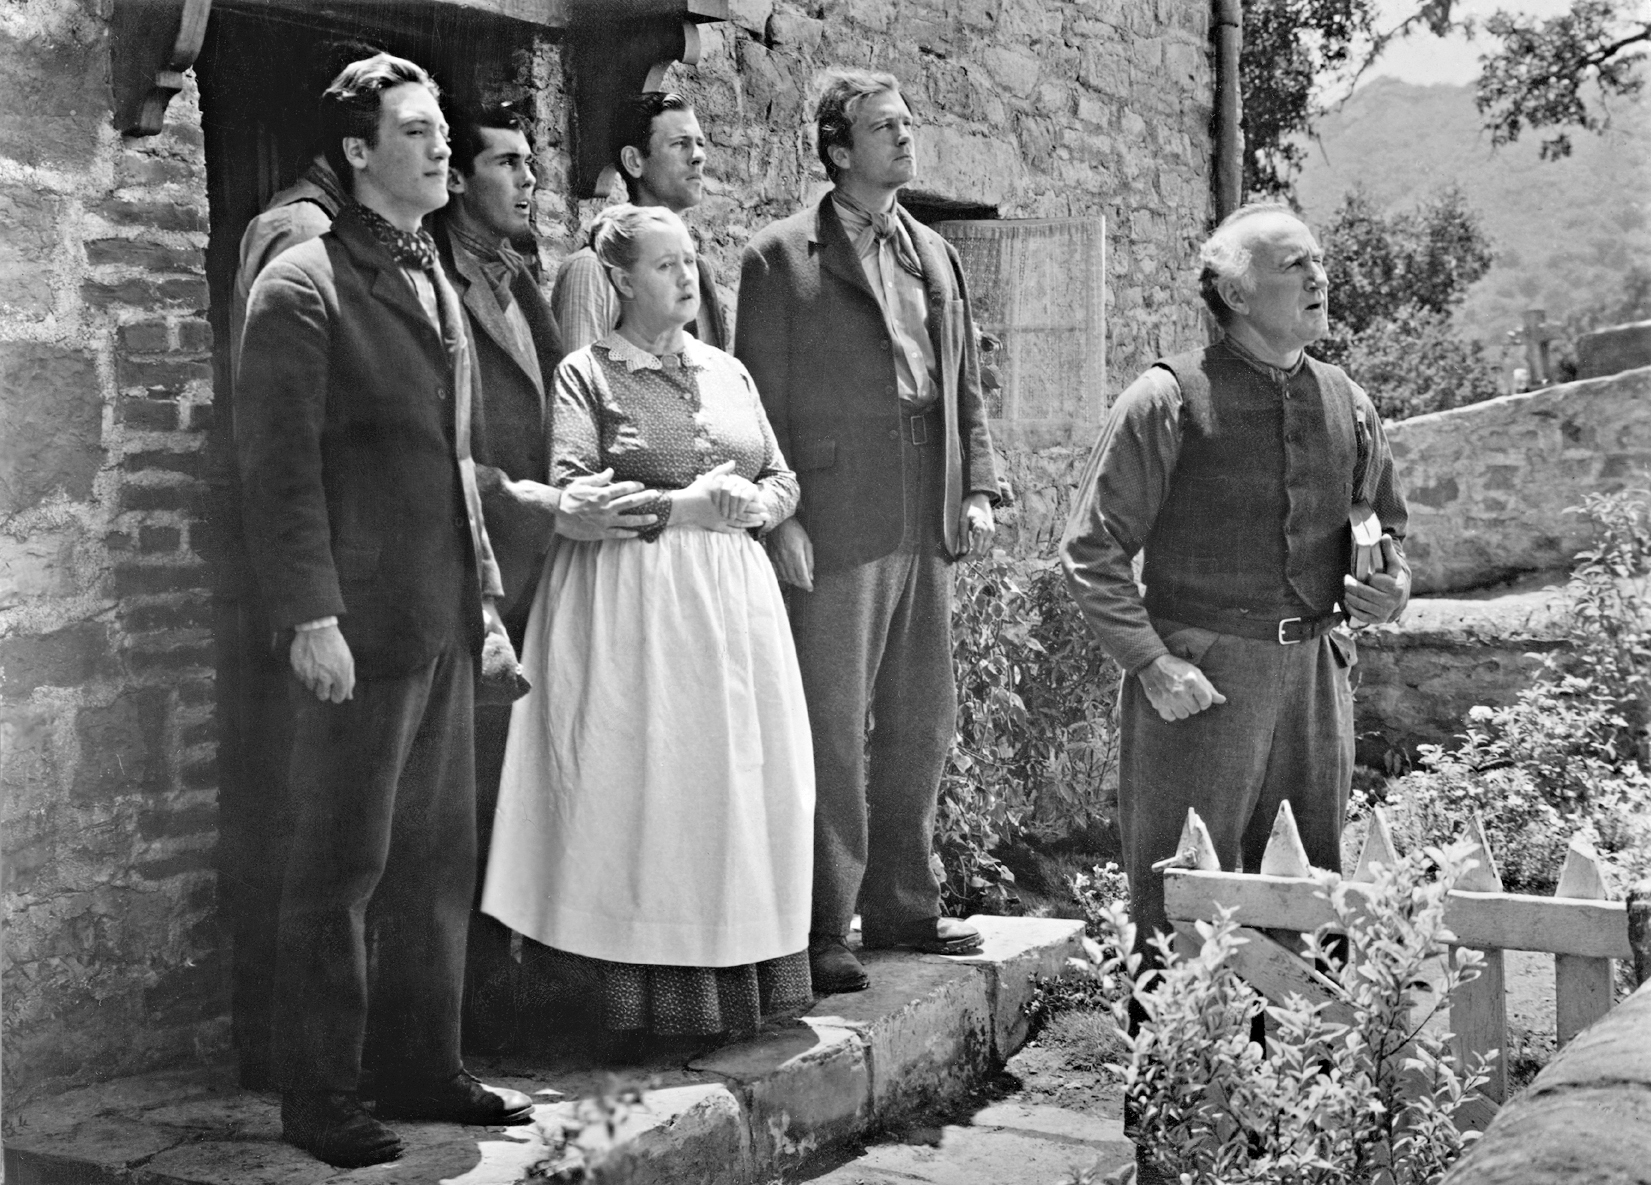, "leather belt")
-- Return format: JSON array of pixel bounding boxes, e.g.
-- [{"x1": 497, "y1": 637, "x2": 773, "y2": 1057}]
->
[{"x1": 1152, "y1": 603, "x2": 1343, "y2": 645}]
